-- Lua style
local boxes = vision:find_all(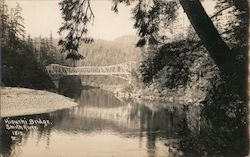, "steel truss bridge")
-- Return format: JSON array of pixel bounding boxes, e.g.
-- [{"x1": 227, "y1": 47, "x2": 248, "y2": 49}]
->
[{"x1": 45, "y1": 61, "x2": 136, "y2": 80}]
